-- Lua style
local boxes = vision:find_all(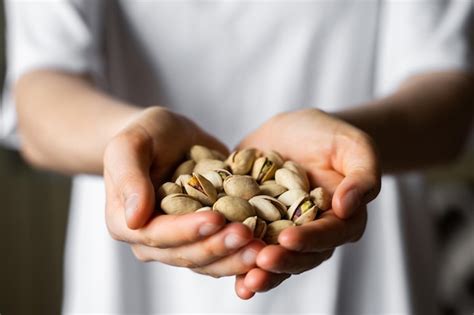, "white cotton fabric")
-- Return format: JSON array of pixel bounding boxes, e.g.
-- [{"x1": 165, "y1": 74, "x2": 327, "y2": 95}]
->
[{"x1": 2, "y1": 1, "x2": 473, "y2": 314}]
